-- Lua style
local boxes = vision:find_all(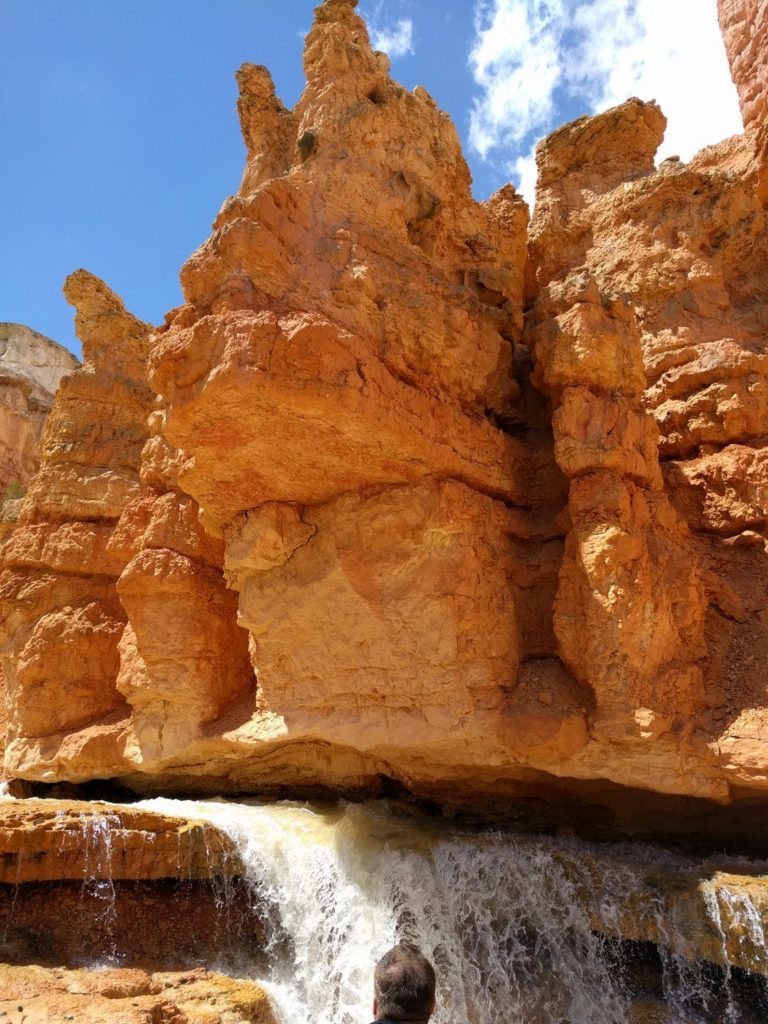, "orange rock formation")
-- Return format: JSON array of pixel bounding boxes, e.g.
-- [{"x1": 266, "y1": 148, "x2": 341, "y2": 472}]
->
[
  {"x1": 0, "y1": 965, "x2": 275, "y2": 1023},
  {"x1": 0, "y1": 799, "x2": 238, "y2": 884},
  {"x1": 0, "y1": 323, "x2": 78, "y2": 498},
  {"x1": 0, "y1": 0, "x2": 766, "y2": 823},
  {"x1": 719, "y1": 0, "x2": 768, "y2": 135}
]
